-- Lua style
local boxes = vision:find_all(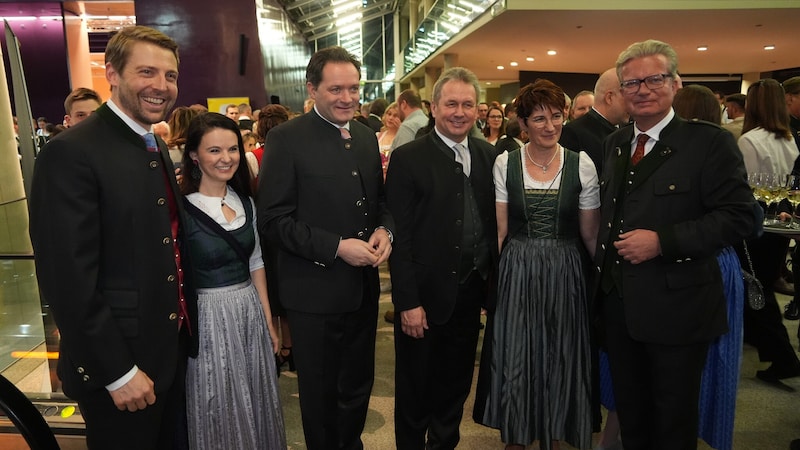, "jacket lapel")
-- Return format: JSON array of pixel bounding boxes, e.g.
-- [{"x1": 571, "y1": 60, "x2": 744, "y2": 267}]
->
[{"x1": 627, "y1": 117, "x2": 682, "y2": 192}]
